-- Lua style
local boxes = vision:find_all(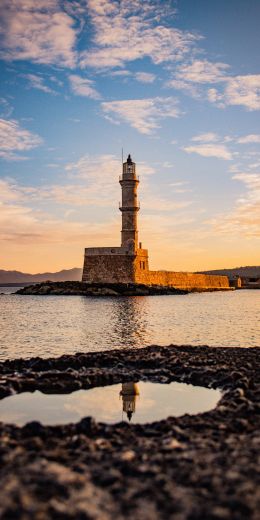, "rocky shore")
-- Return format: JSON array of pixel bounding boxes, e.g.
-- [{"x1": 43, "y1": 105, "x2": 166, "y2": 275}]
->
[
  {"x1": 15, "y1": 281, "x2": 189, "y2": 296},
  {"x1": 0, "y1": 345, "x2": 259, "y2": 519},
  {"x1": 15, "y1": 281, "x2": 233, "y2": 296}
]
